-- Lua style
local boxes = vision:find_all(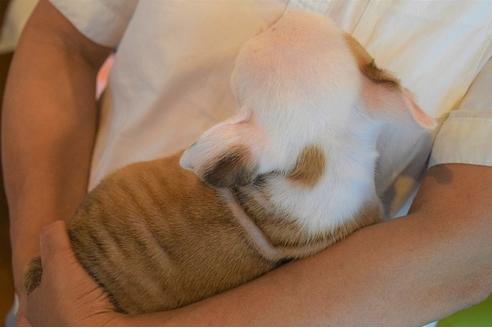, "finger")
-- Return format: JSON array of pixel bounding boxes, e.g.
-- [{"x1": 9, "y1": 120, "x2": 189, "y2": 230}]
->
[{"x1": 39, "y1": 221, "x2": 73, "y2": 264}]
